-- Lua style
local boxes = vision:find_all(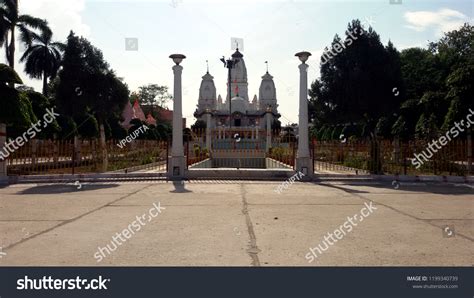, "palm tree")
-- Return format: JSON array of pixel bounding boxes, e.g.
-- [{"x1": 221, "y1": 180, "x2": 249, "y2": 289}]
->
[
  {"x1": 0, "y1": 0, "x2": 49, "y2": 70},
  {"x1": 20, "y1": 29, "x2": 64, "y2": 95}
]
